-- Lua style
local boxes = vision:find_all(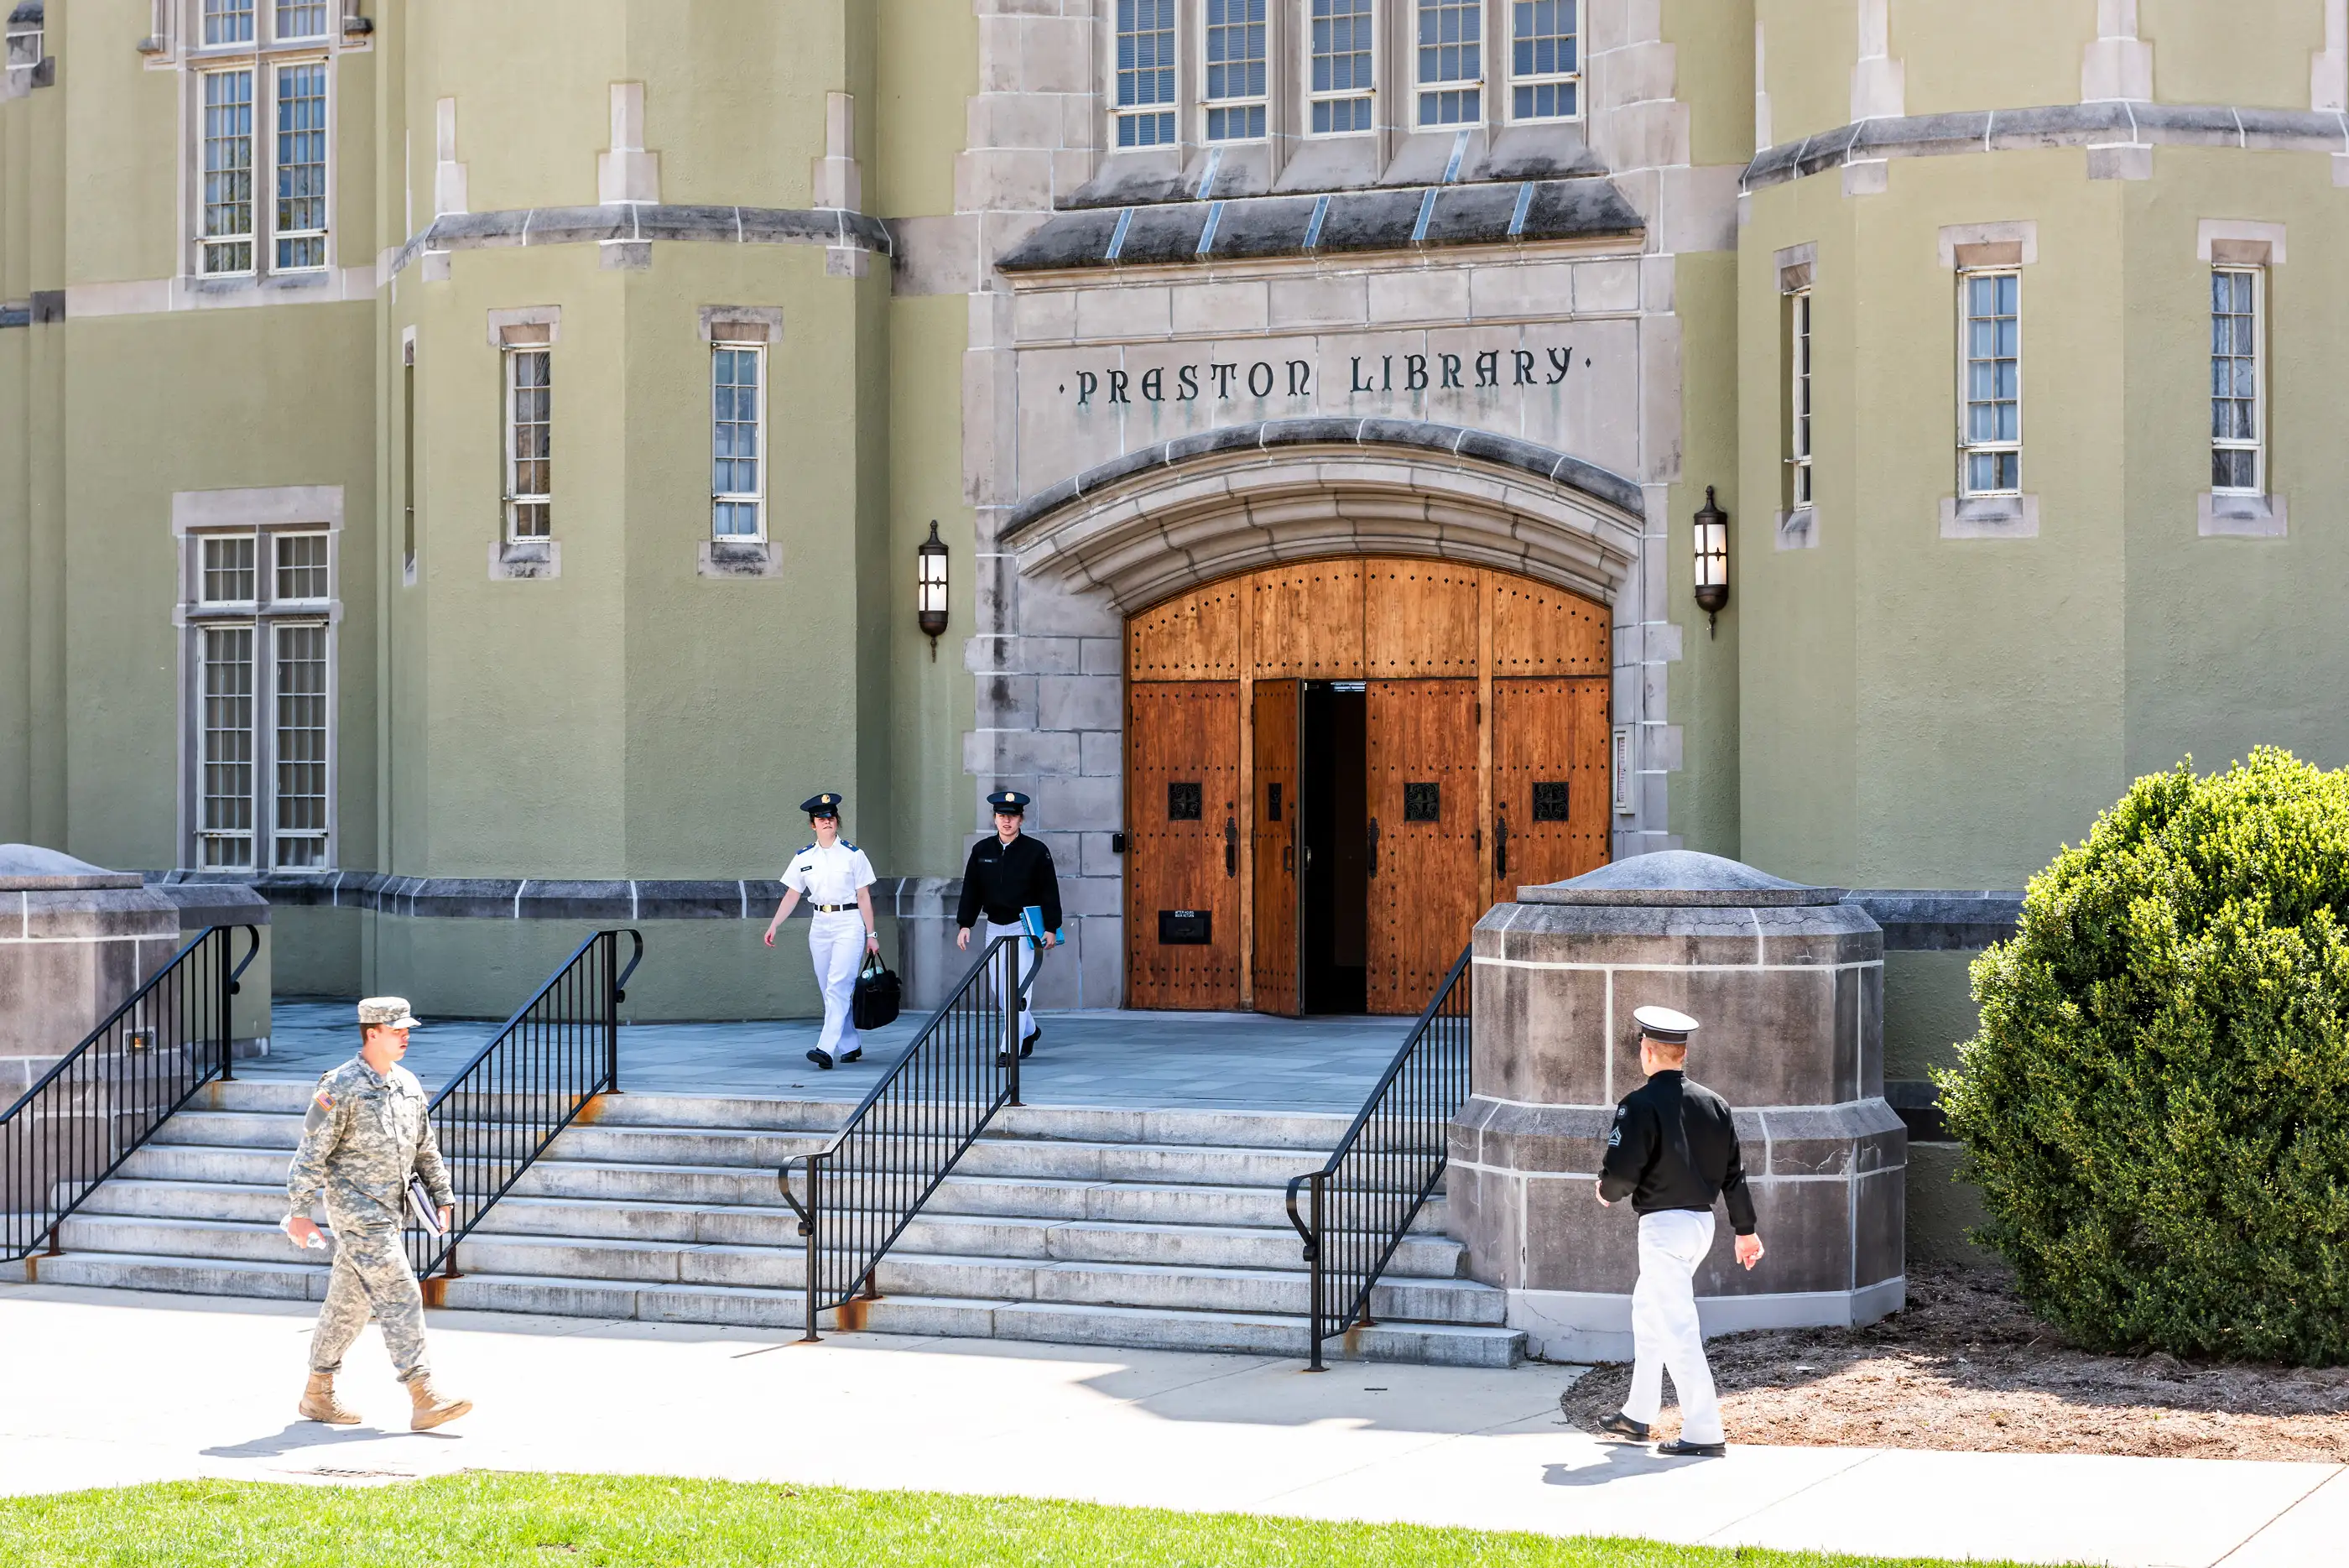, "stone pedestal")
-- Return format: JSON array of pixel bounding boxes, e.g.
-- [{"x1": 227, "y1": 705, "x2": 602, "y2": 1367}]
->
[
  {"x1": 1447, "y1": 852, "x2": 1906, "y2": 1362},
  {"x1": 1, "y1": 846, "x2": 184, "y2": 1102}
]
